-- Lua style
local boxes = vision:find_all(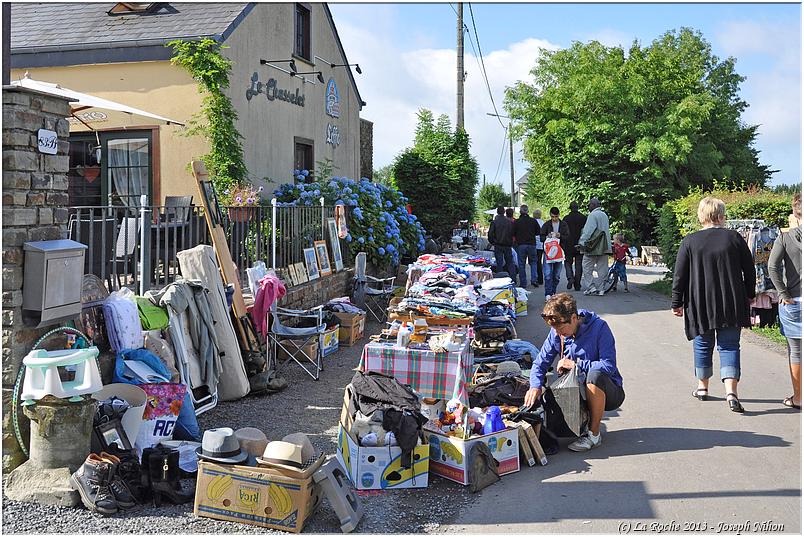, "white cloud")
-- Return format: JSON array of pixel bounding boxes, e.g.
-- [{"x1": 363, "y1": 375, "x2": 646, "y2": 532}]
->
[
  {"x1": 584, "y1": 28, "x2": 634, "y2": 50},
  {"x1": 335, "y1": 12, "x2": 559, "y2": 191}
]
